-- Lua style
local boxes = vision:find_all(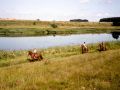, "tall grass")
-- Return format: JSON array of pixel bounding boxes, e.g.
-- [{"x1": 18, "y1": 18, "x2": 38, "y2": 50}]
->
[
  {"x1": 0, "y1": 46, "x2": 120, "y2": 90},
  {"x1": 0, "y1": 41, "x2": 119, "y2": 67}
]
